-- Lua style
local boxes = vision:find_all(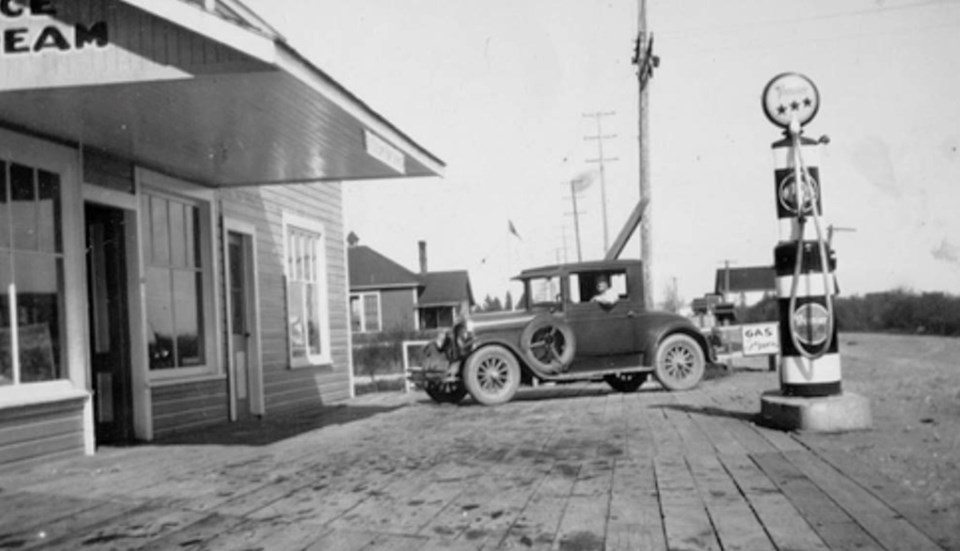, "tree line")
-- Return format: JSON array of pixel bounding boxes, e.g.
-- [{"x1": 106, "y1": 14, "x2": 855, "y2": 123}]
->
[{"x1": 737, "y1": 289, "x2": 960, "y2": 337}]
